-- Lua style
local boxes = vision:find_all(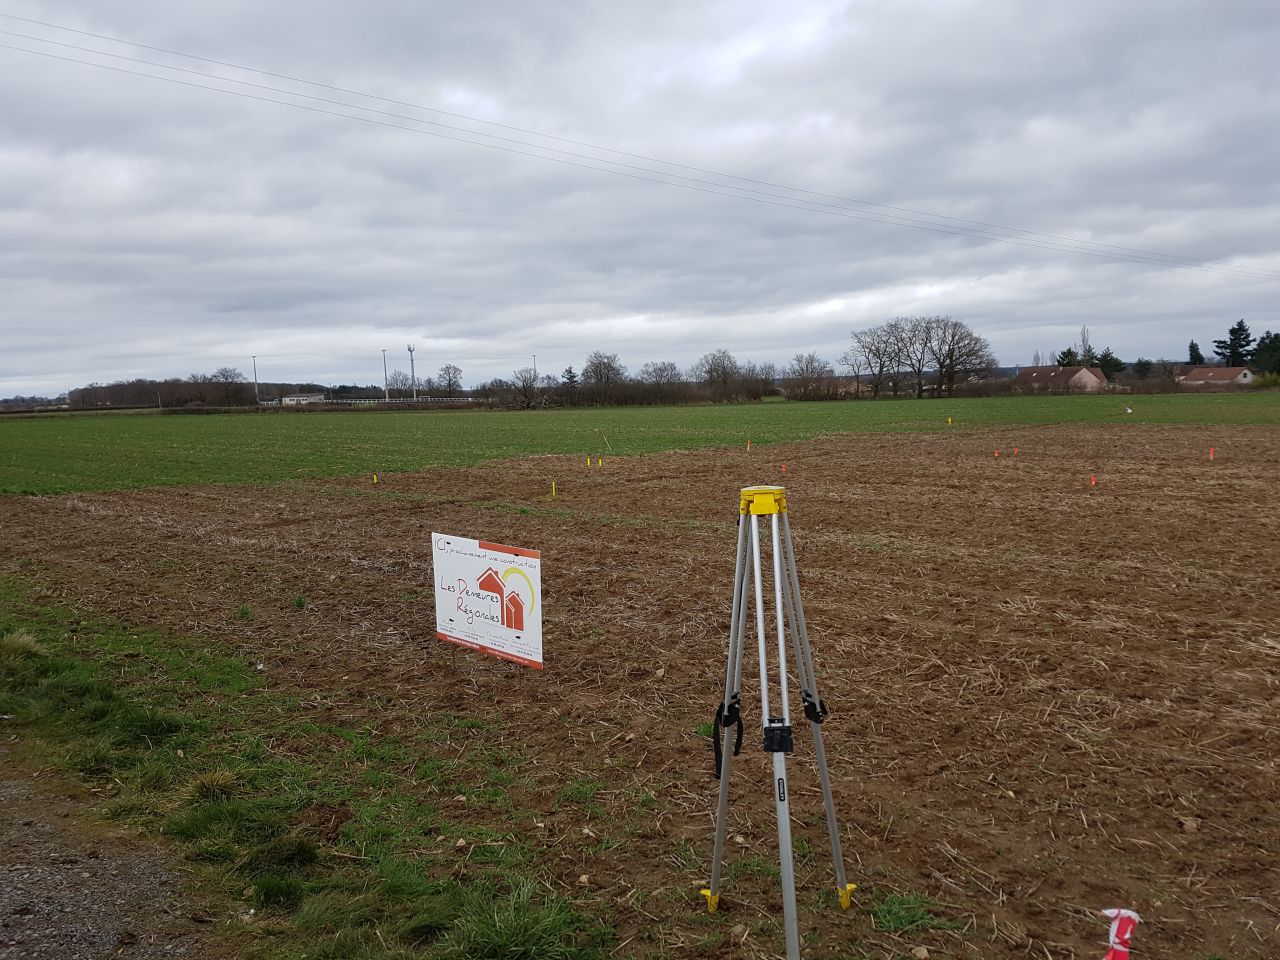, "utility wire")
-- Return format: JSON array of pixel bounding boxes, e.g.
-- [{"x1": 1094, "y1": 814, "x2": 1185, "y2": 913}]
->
[
  {"x1": 8, "y1": 28, "x2": 1270, "y2": 278},
  {"x1": 2, "y1": 23, "x2": 1277, "y2": 281},
  {"x1": 0, "y1": 9, "x2": 1260, "y2": 275},
  {"x1": 8, "y1": 25, "x2": 1225, "y2": 269}
]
